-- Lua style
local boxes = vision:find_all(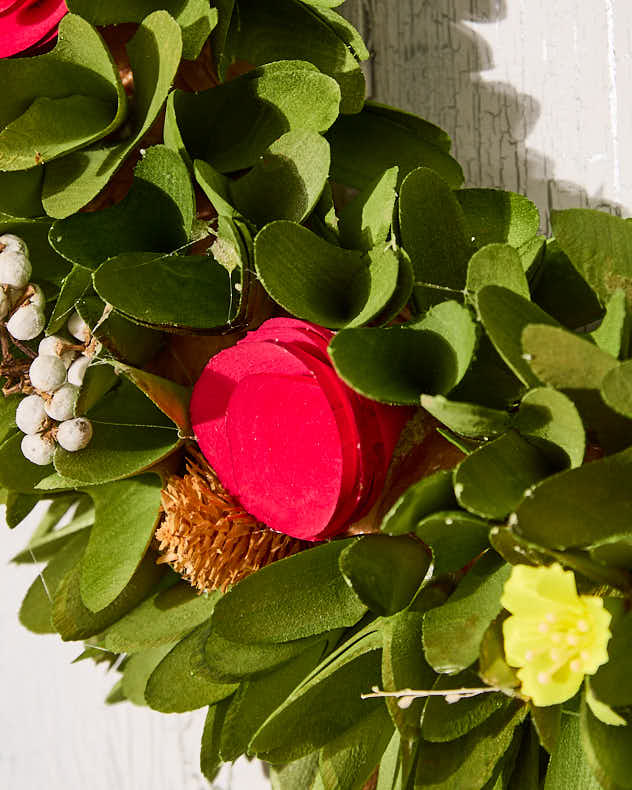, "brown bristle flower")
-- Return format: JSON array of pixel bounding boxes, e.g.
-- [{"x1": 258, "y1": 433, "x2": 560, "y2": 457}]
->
[{"x1": 156, "y1": 449, "x2": 306, "y2": 592}]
